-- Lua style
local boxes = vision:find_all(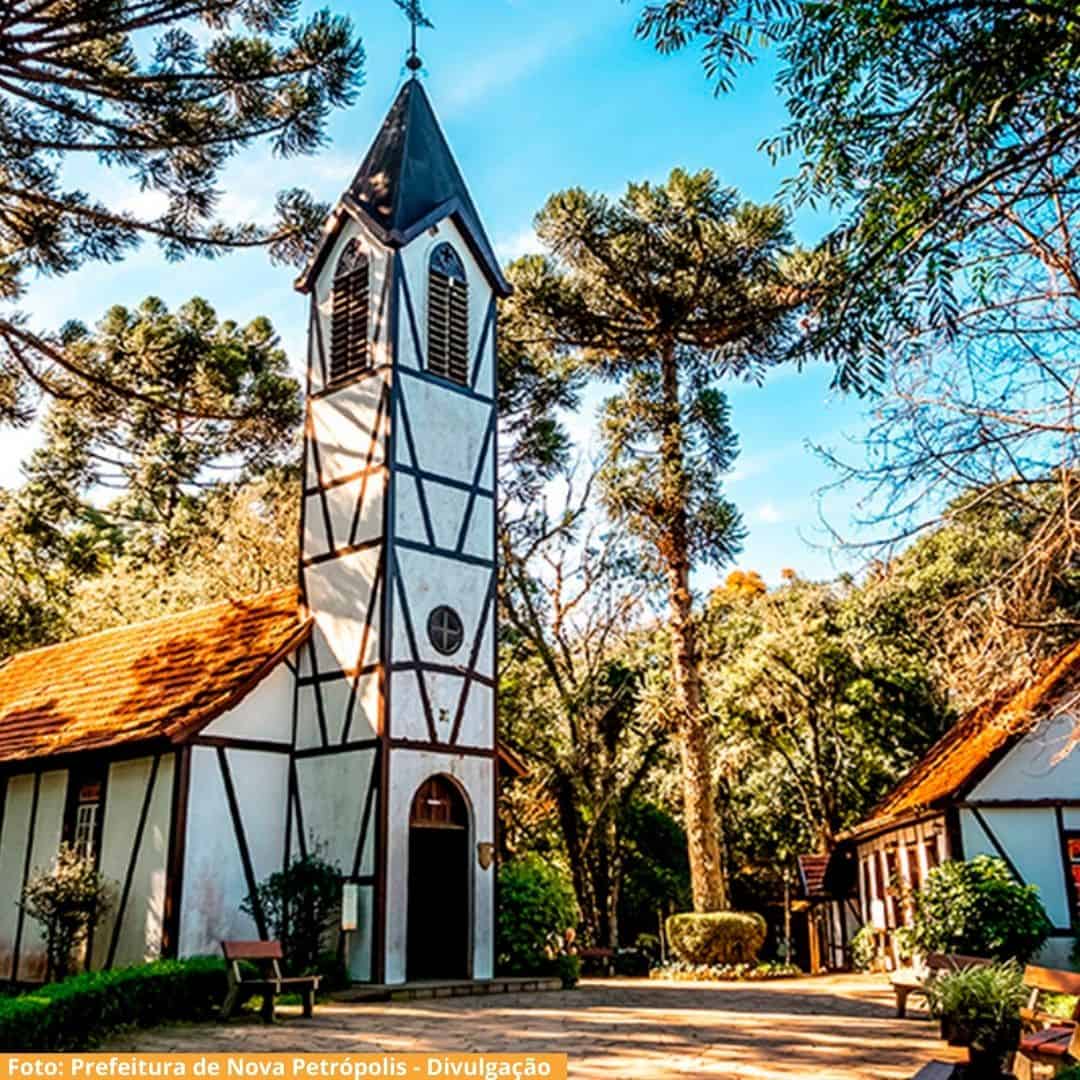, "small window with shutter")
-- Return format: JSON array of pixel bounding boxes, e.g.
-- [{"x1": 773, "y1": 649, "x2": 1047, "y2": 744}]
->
[
  {"x1": 329, "y1": 239, "x2": 370, "y2": 383},
  {"x1": 428, "y1": 243, "x2": 469, "y2": 385}
]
